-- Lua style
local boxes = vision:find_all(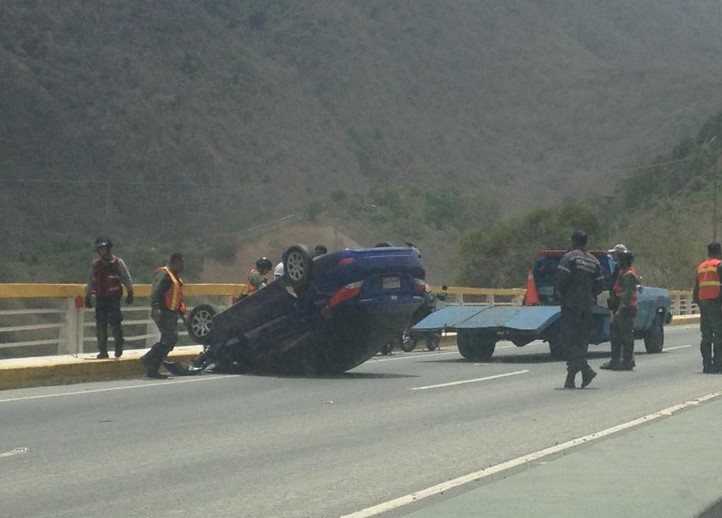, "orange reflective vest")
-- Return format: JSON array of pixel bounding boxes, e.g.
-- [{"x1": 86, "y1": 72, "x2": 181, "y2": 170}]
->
[
  {"x1": 613, "y1": 266, "x2": 638, "y2": 309},
  {"x1": 158, "y1": 266, "x2": 185, "y2": 313},
  {"x1": 697, "y1": 258, "x2": 722, "y2": 300}
]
